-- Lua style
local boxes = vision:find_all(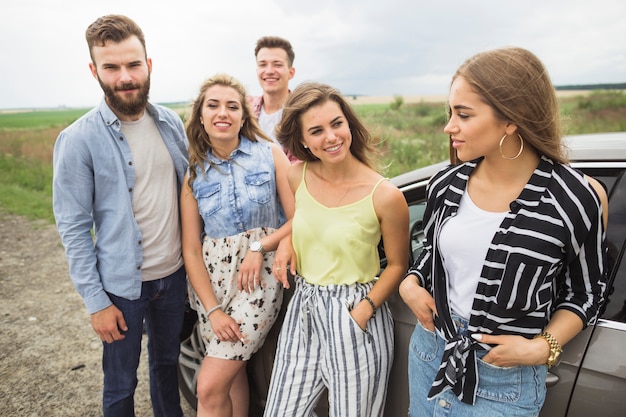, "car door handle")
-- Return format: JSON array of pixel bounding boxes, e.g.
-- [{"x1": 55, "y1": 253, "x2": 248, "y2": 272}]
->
[{"x1": 546, "y1": 371, "x2": 559, "y2": 387}]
